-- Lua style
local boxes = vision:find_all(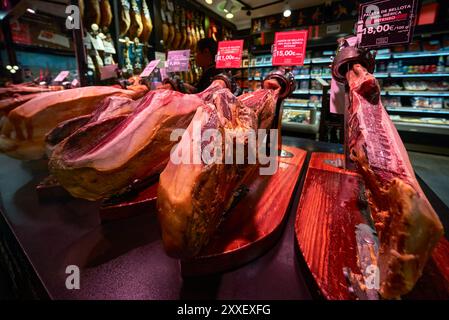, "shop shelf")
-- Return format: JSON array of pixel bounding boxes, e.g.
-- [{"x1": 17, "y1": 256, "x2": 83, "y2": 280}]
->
[
  {"x1": 389, "y1": 73, "x2": 449, "y2": 78},
  {"x1": 386, "y1": 91, "x2": 449, "y2": 97},
  {"x1": 309, "y1": 90, "x2": 330, "y2": 95},
  {"x1": 392, "y1": 51, "x2": 449, "y2": 59},
  {"x1": 373, "y1": 73, "x2": 389, "y2": 78},
  {"x1": 284, "y1": 102, "x2": 310, "y2": 107},
  {"x1": 311, "y1": 57, "x2": 332, "y2": 64},
  {"x1": 292, "y1": 89, "x2": 310, "y2": 94},
  {"x1": 310, "y1": 75, "x2": 332, "y2": 80},
  {"x1": 392, "y1": 121, "x2": 449, "y2": 135},
  {"x1": 387, "y1": 107, "x2": 449, "y2": 115},
  {"x1": 375, "y1": 54, "x2": 391, "y2": 60},
  {"x1": 294, "y1": 75, "x2": 311, "y2": 79}
]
